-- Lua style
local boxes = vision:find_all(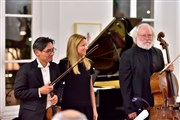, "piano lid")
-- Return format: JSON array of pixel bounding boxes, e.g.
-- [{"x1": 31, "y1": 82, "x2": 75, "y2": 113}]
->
[{"x1": 87, "y1": 17, "x2": 142, "y2": 75}]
